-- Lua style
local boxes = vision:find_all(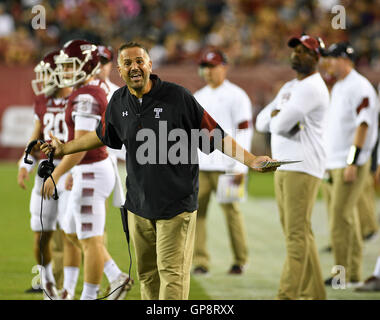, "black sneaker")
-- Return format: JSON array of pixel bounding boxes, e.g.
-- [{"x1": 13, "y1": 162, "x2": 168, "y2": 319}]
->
[
  {"x1": 228, "y1": 265, "x2": 244, "y2": 275},
  {"x1": 25, "y1": 287, "x2": 43, "y2": 294},
  {"x1": 192, "y1": 266, "x2": 209, "y2": 275},
  {"x1": 325, "y1": 276, "x2": 346, "y2": 287},
  {"x1": 324, "y1": 277, "x2": 334, "y2": 286}
]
